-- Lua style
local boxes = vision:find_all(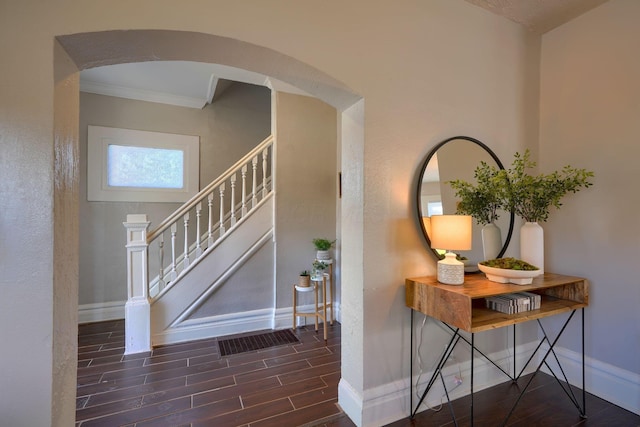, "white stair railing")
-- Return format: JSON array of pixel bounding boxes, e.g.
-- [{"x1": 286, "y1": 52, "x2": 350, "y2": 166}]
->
[{"x1": 124, "y1": 134, "x2": 274, "y2": 354}]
